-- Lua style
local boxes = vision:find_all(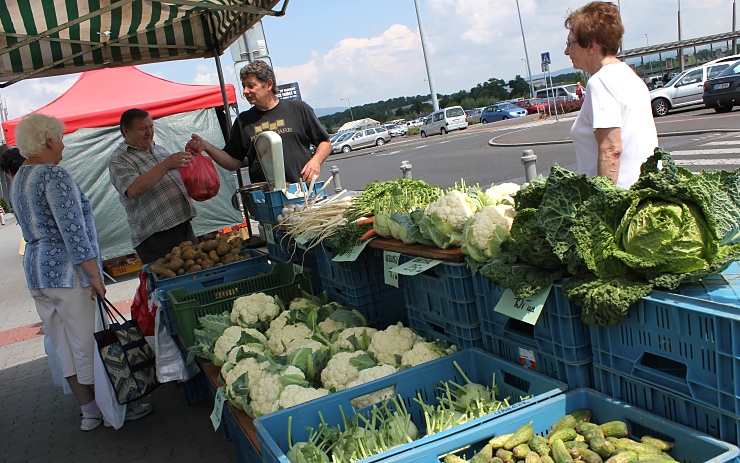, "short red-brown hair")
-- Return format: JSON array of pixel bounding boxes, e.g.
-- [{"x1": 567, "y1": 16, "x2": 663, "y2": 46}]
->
[{"x1": 565, "y1": 1, "x2": 624, "y2": 57}]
